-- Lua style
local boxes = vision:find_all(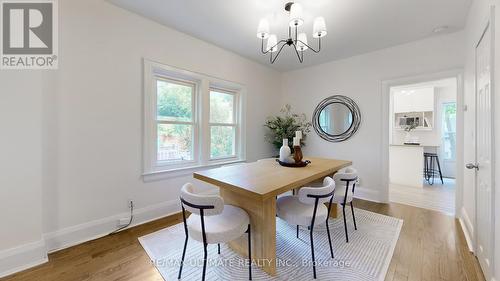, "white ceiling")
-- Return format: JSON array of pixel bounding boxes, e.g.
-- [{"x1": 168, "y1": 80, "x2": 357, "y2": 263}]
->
[{"x1": 108, "y1": 0, "x2": 472, "y2": 72}]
